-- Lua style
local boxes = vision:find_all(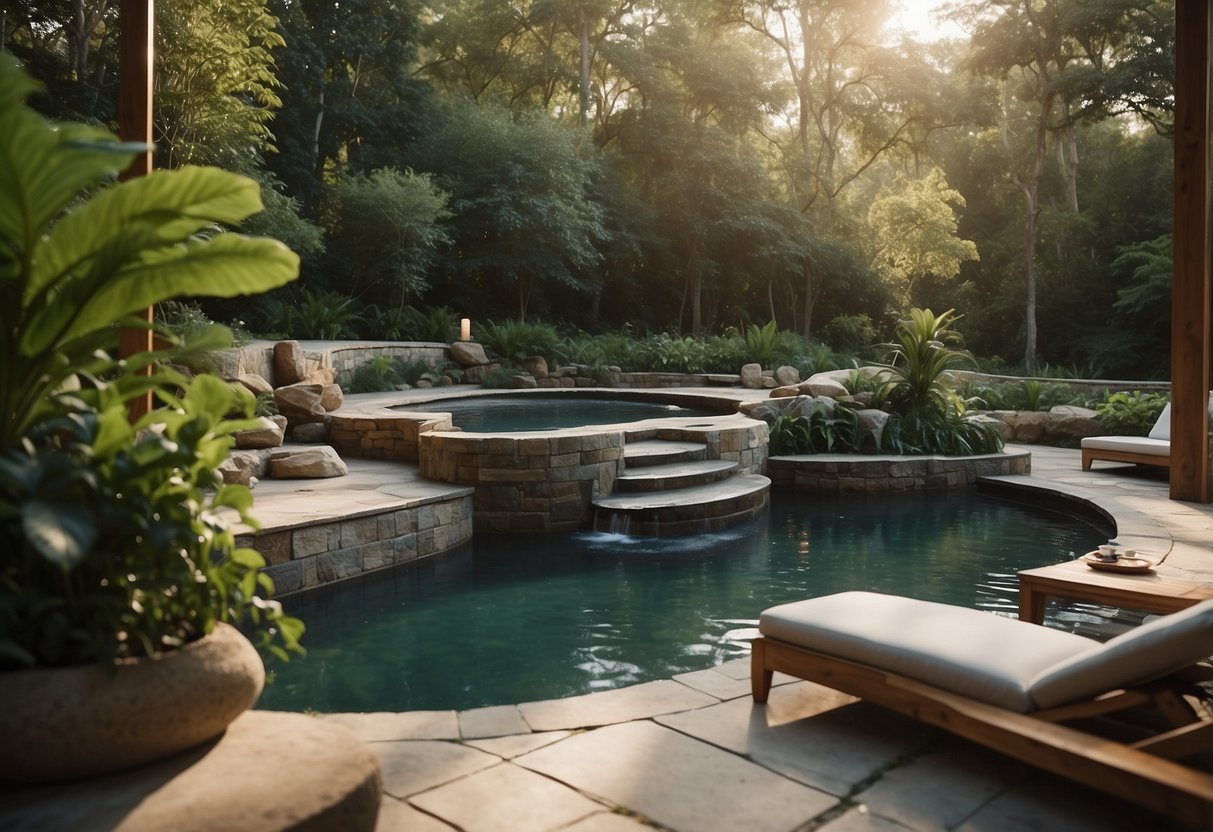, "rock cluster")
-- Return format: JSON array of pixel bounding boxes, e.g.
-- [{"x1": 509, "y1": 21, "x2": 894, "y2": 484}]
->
[
  {"x1": 739, "y1": 364, "x2": 802, "y2": 390},
  {"x1": 987, "y1": 405, "x2": 1103, "y2": 443},
  {"x1": 220, "y1": 340, "x2": 351, "y2": 487}
]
